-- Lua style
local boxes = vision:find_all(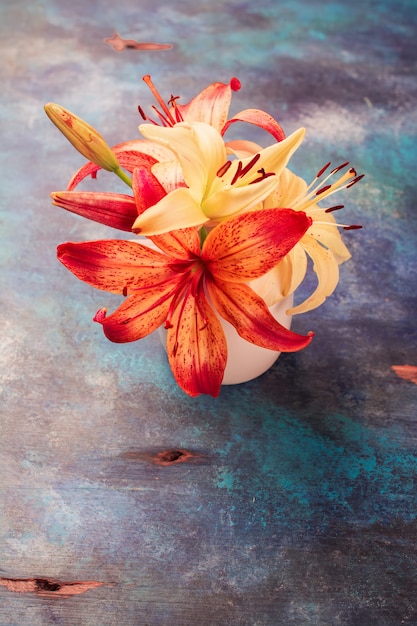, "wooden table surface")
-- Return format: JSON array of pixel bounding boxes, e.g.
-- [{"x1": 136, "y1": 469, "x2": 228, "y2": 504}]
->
[{"x1": 1, "y1": 0, "x2": 417, "y2": 624}]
